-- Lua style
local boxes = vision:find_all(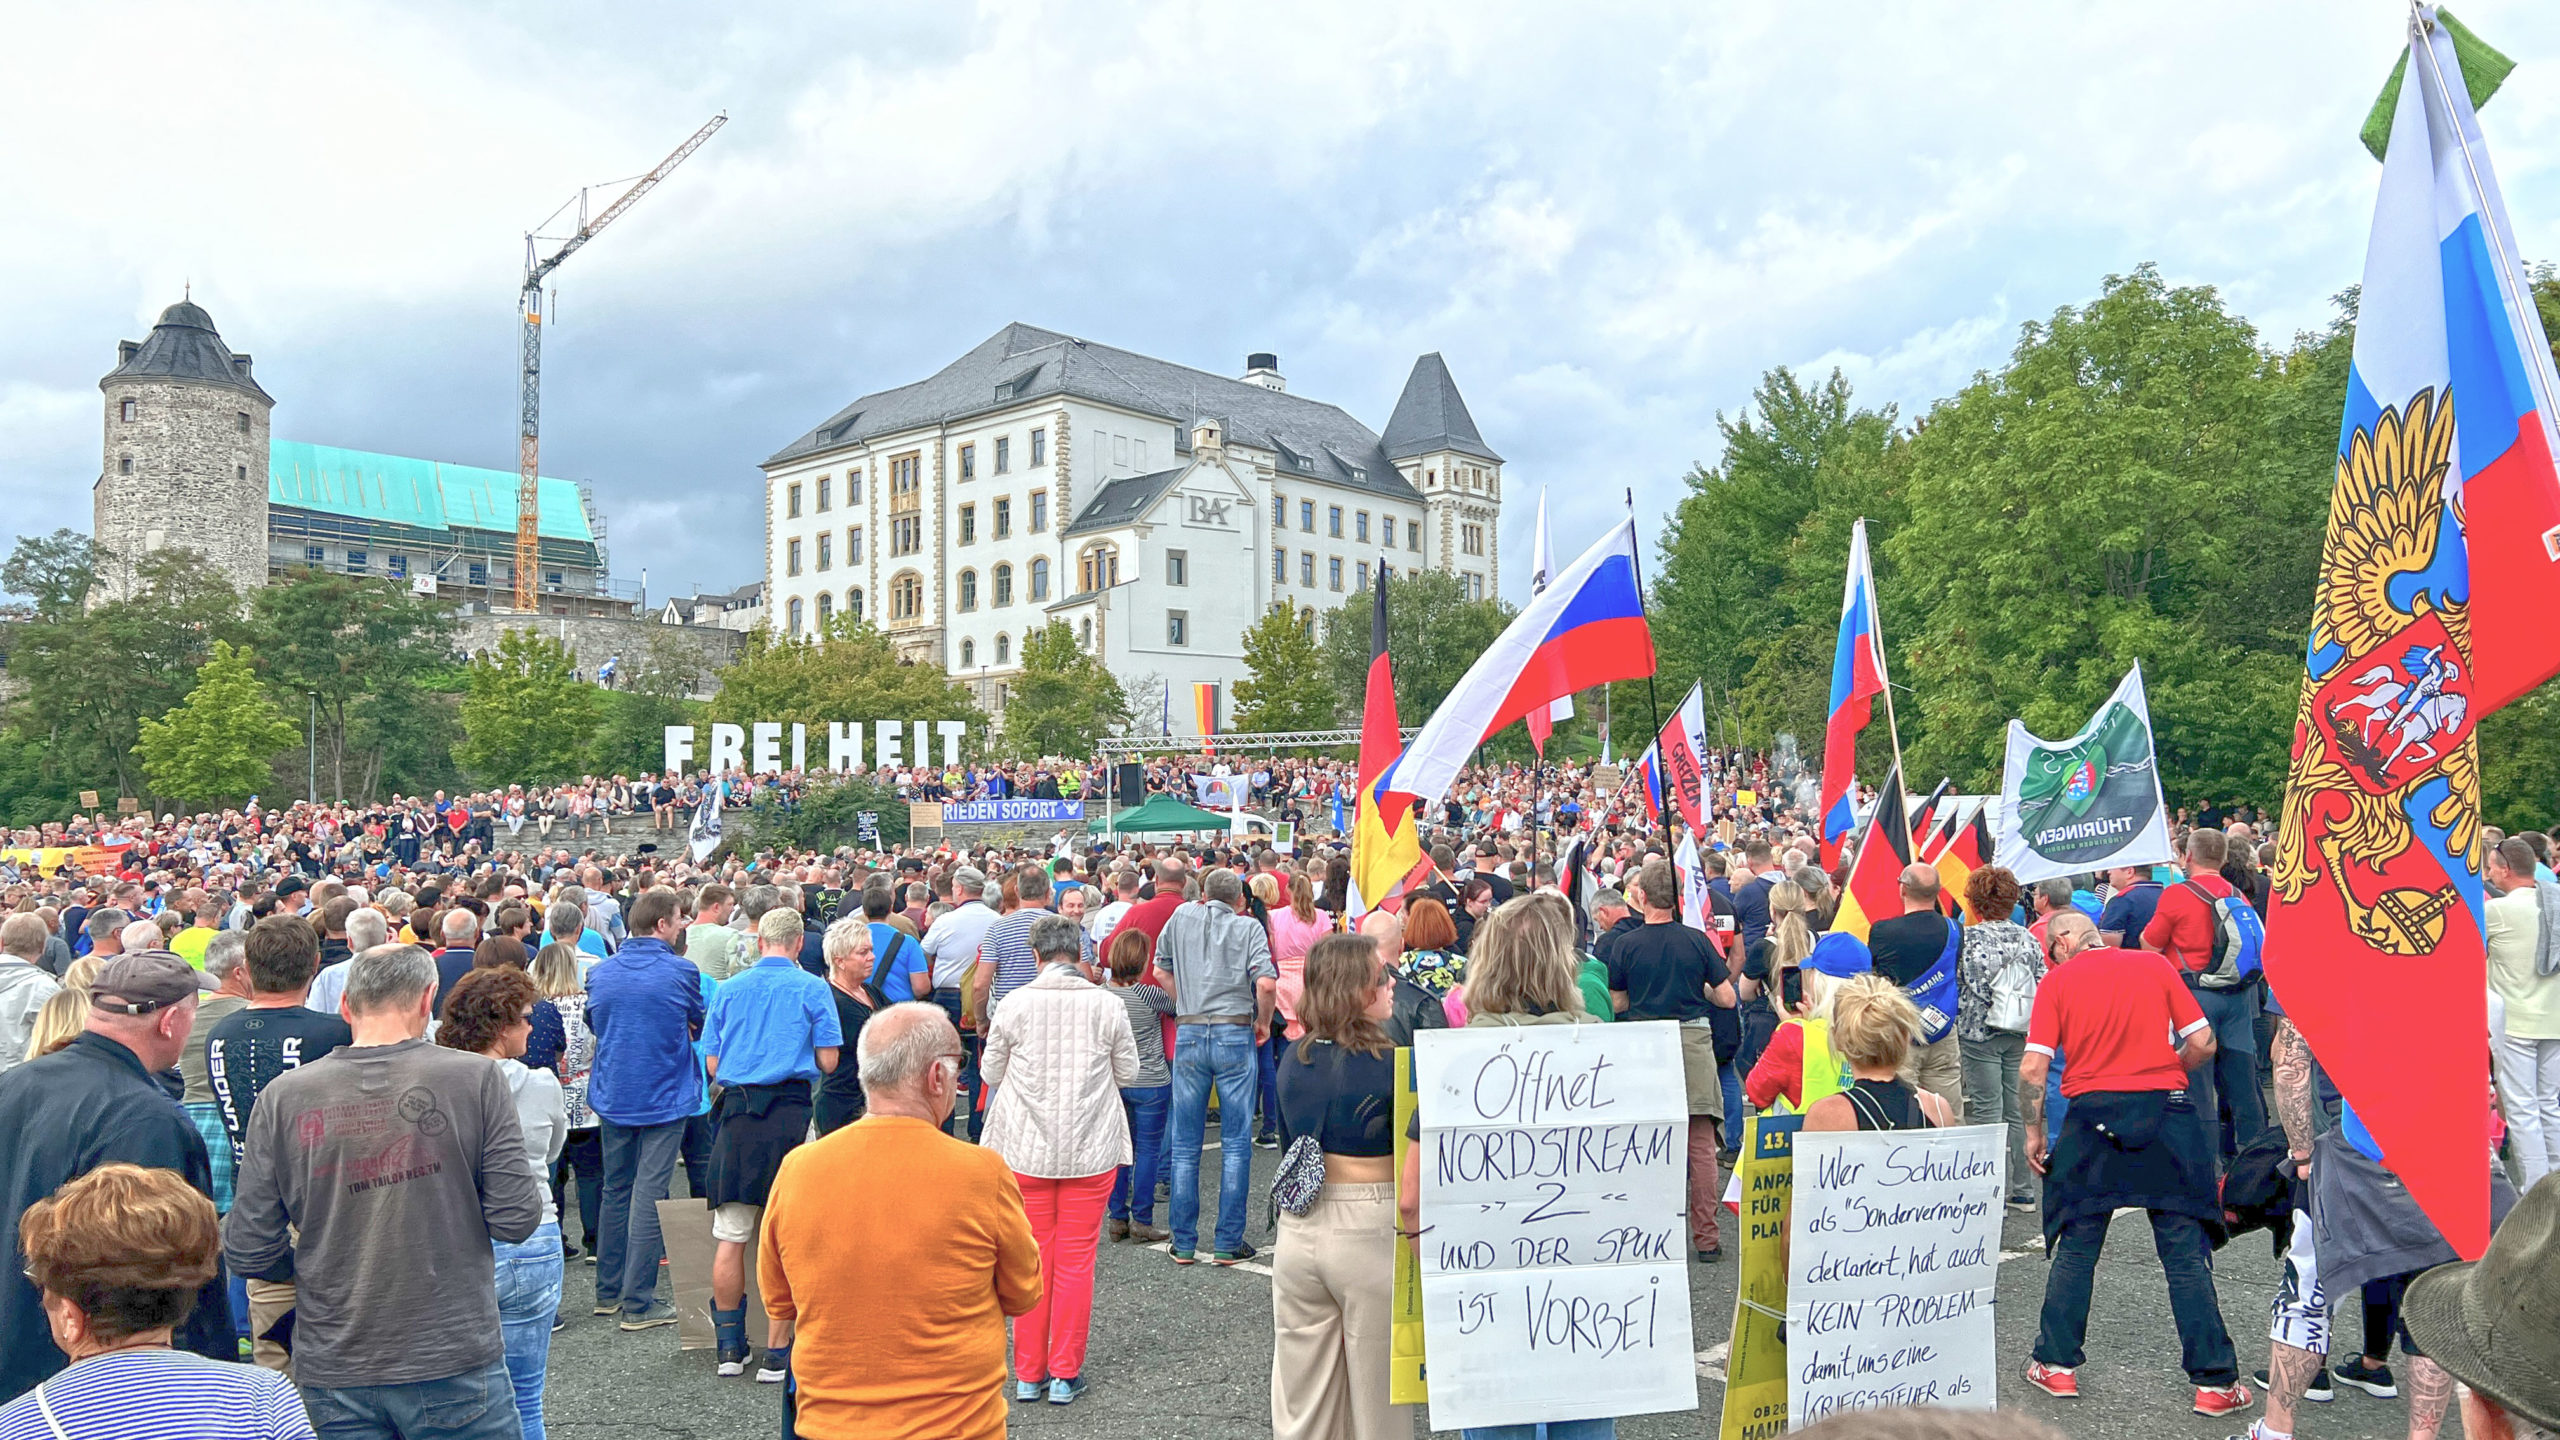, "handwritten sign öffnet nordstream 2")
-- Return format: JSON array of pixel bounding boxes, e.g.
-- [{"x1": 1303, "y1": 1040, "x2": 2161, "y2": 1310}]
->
[
  {"x1": 1786, "y1": 1124, "x2": 2005, "y2": 1425},
  {"x1": 1415, "y1": 1022, "x2": 1697, "y2": 1433}
]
